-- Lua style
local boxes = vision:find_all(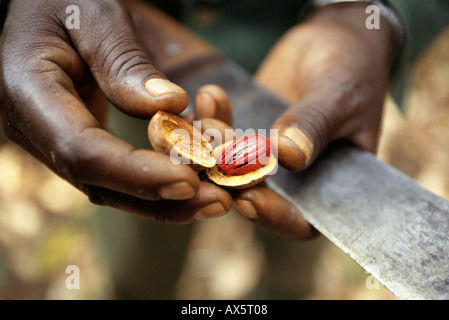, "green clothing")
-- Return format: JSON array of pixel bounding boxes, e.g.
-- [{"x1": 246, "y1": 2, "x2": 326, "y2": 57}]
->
[
  {"x1": 182, "y1": 0, "x2": 307, "y2": 73},
  {"x1": 152, "y1": 0, "x2": 307, "y2": 73},
  {"x1": 151, "y1": 0, "x2": 449, "y2": 108}
]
